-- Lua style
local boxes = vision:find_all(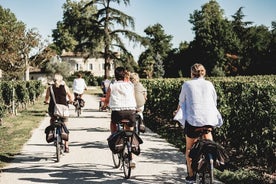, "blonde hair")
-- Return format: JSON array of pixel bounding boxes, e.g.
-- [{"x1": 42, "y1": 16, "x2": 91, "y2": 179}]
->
[
  {"x1": 53, "y1": 74, "x2": 64, "y2": 87},
  {"x1": 130, "y1": 72, "x2": 140, "y2": 83},
  {"x1": 191, "y1": 63, "x2": 206, "y2": 78}
]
